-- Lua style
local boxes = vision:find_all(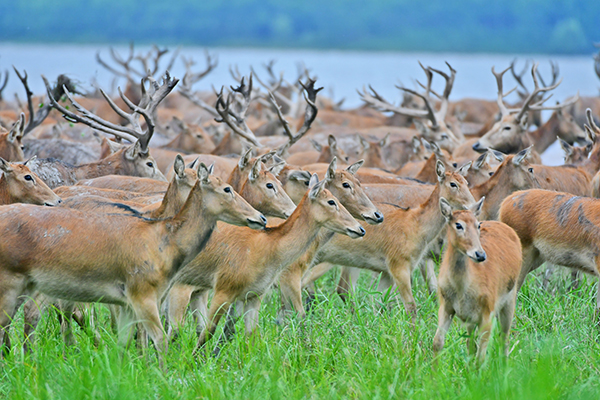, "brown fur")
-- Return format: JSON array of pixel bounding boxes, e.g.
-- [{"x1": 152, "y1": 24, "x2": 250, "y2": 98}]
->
[
  {"x1": 434, "y1": 201, "x2": 522, "y2": 363},
  {"x1": 0, "y1": 160, "x2": 61, "y2": 206},
  {"x1": 0, "y1": 164, "x2": 266, "y2": 364},
  {"x1": 0, "y1": 114, "x2": 25, "y2": 162}
]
